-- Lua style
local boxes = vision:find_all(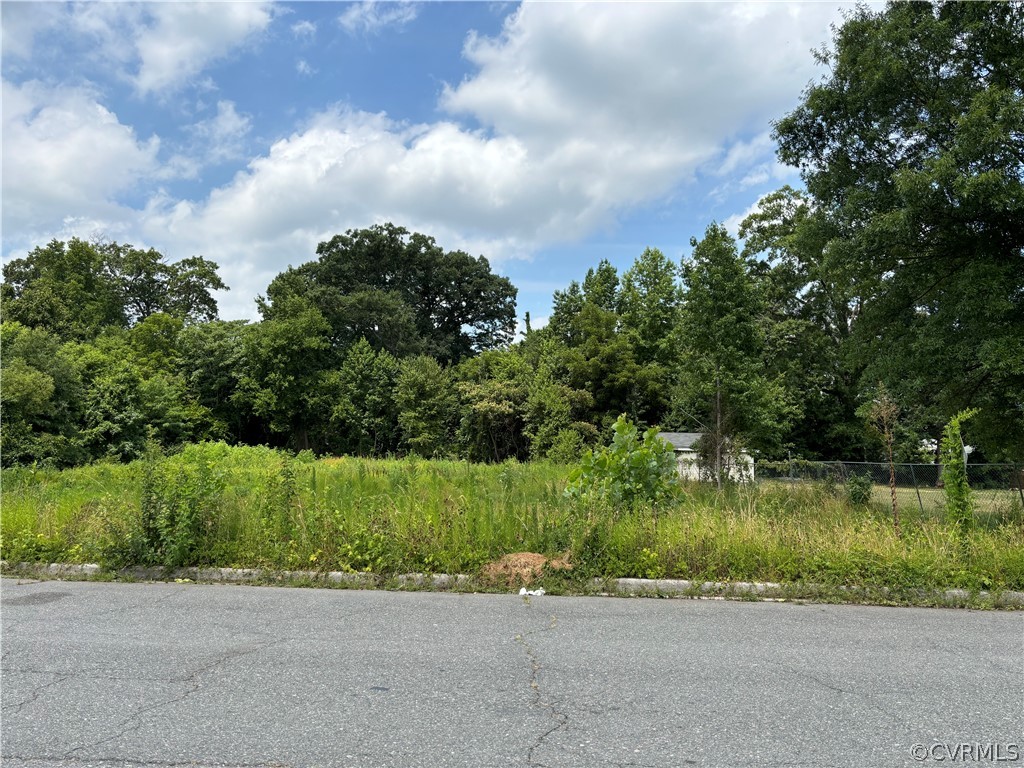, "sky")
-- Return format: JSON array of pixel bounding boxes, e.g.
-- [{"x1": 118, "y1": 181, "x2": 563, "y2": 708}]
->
[{"x1": 1, "y1": 1, "x2": 854, "y2": 329}]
